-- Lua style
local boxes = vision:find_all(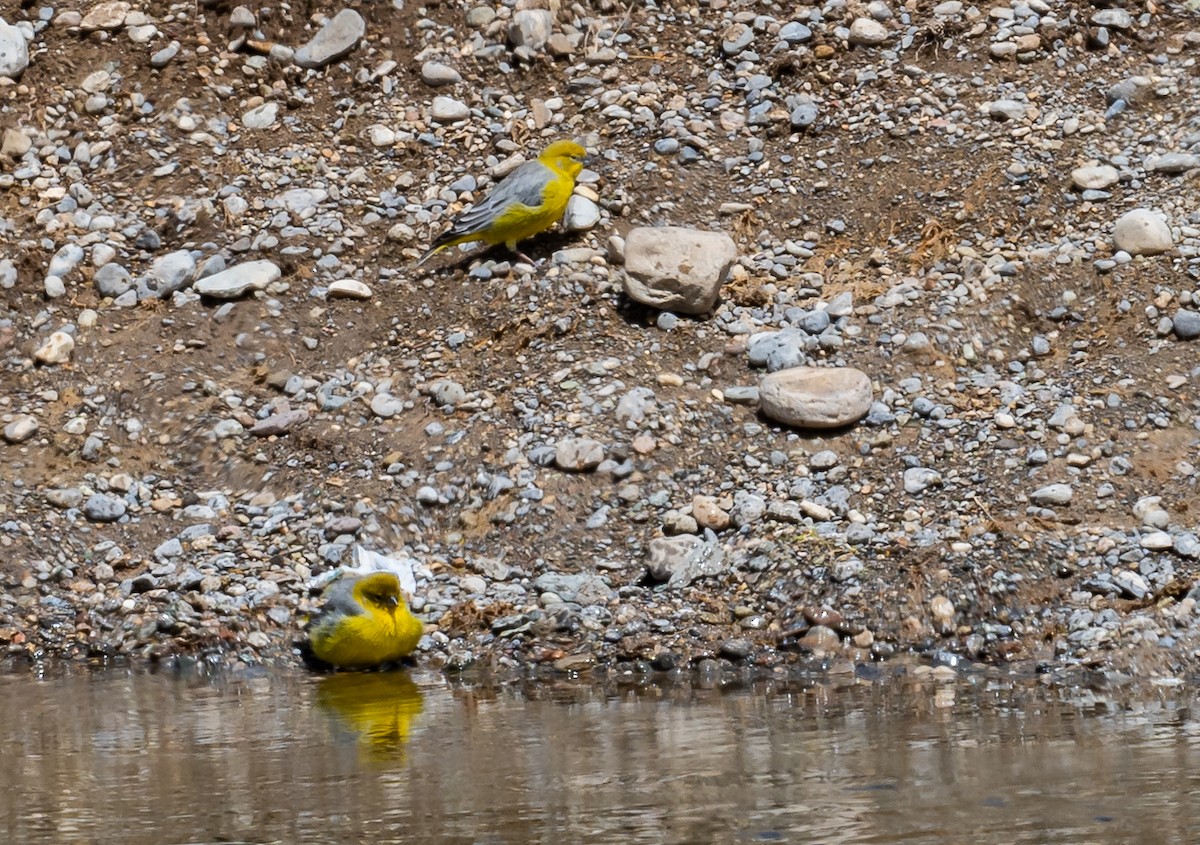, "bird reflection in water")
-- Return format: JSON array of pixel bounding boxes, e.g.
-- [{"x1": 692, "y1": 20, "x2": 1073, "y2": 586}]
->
[{"x1": 315, "y1": 672, "x2": 425, "y2": 761}]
